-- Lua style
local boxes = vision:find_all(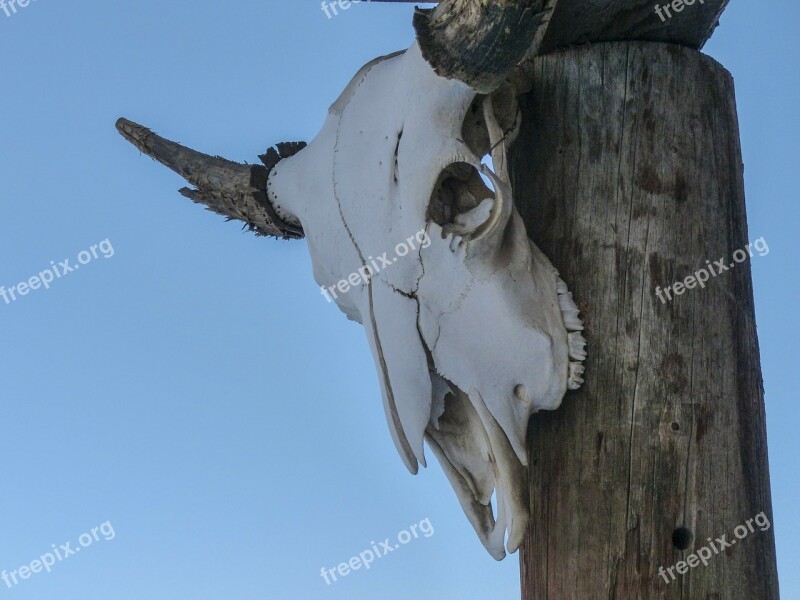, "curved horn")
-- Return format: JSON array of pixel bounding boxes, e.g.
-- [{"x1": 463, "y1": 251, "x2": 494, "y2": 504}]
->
[
  {"x1": 412, "y1": 0, "x2": 554, "y2": 94},
  {"x1": 116, "y1": 118, "x2": 305, "y2": 240},
  {"x1": 412, "y1": 0, "x2": 733, "y2": 93}
]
